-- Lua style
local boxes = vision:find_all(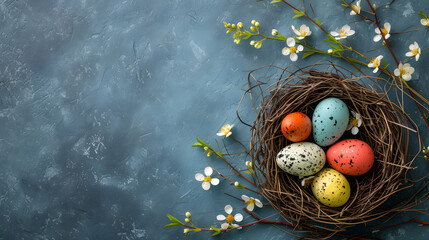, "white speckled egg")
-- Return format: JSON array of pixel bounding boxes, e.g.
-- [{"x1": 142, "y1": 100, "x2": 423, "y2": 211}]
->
[
  {"x1": 312, "y1": 97, "x2": 349, "y2": 147},
  {"x1": 276, "y1": 142, "x2": 326, "y2": 177}
]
